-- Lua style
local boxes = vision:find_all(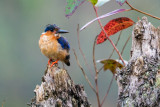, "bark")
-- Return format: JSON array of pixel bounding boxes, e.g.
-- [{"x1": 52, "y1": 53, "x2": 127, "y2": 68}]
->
[
  {"x1": 29, "y1": 64, "x2": 91, "y2": 107},
  {"x1": 117, "y1": 16, "x2": 160, "y2": 107}
]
